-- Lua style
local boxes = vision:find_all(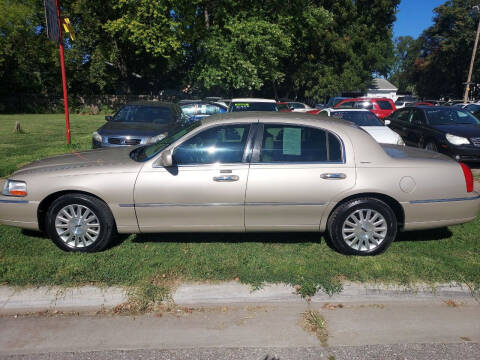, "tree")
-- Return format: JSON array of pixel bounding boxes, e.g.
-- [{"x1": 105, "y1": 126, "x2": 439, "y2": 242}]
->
[
  {"x1": 411, "y1": 0, "x2": 480, "y2": 99},
  {"x1": 388, "y1": 36, "x2": 420, "y2": 93}
]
